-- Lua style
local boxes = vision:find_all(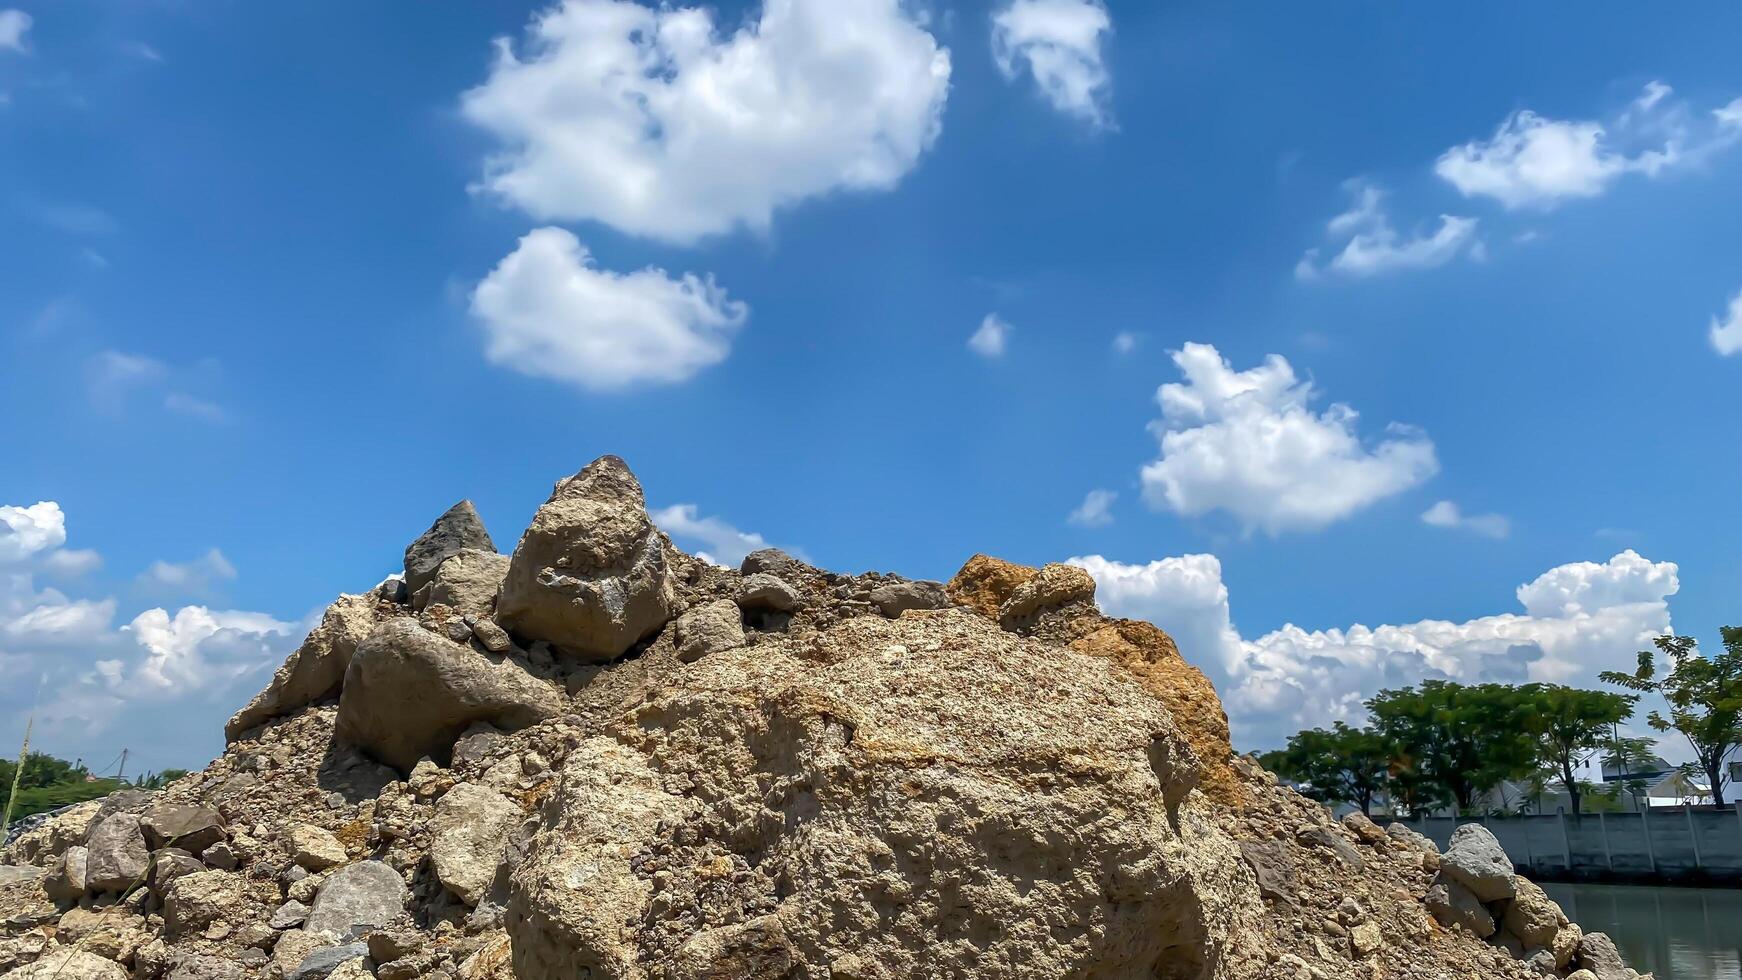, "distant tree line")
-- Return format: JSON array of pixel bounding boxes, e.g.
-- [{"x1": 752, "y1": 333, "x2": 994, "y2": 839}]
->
[
  {"x1": 2, "y1": 751, "x2": 189, "y2": 827},
  {"x1": 1260, "y1": 629, "x2": 1742, "y2": 816}
]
